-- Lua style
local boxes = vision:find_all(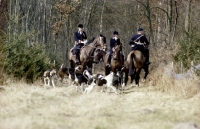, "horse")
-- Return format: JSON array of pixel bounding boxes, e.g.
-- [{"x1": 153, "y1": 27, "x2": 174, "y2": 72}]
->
[
  {"x1": 93, "y1": 46, "x2": 125, "y2": 92},
  {"x1": 105, "y1": 45, "x2": 124, "y2": 75},
  {"x1": 93, "y1": 48, "x2": 107, "y2": 64},
  {"x1": 124, "y1": 50, "x2": 149, "y2": 86},
  {"x1": 94, "y1": 45, "x2": 124, "y2": 75},
  {"x1": 69, "y1": 34, "x2": 106, "y2": 71}
]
